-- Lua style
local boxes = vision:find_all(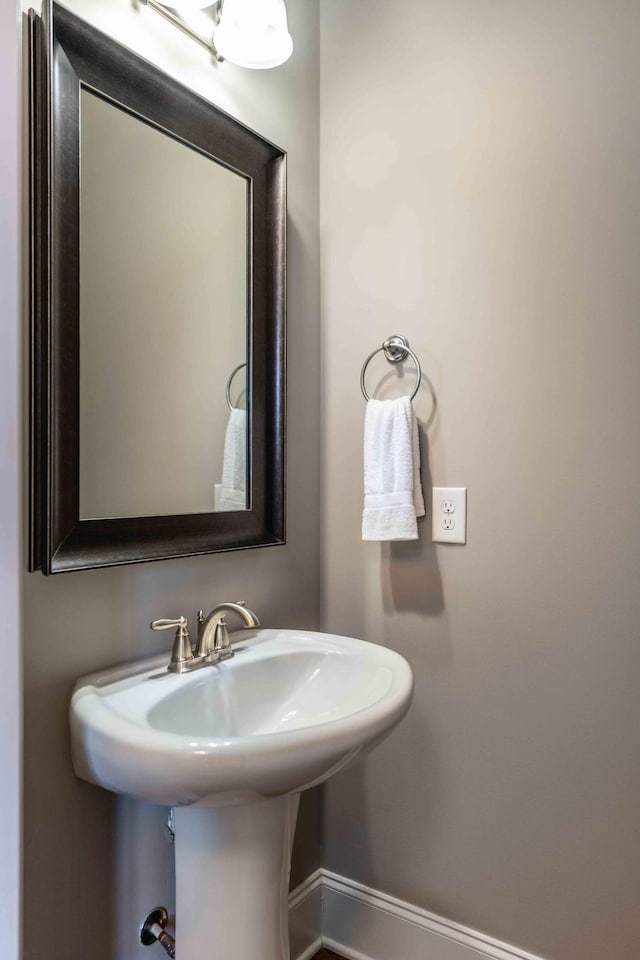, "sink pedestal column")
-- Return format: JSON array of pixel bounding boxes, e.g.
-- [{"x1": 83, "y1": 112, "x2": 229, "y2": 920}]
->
[{"x1": 173, "y1": 794, "x2": 300, "y2": 960}]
